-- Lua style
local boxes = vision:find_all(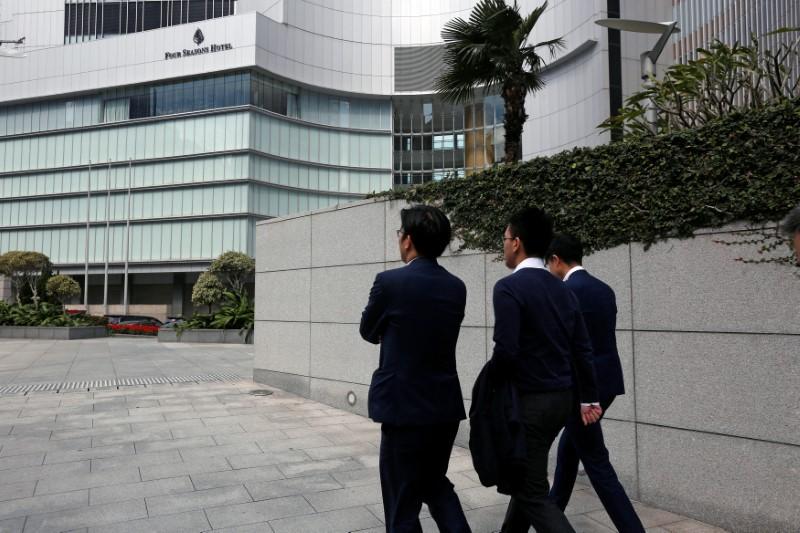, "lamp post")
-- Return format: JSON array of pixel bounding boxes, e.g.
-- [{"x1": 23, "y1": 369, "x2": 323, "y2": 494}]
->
[
  {"x1": 0, "y1": 36, "x2": 25, "y2": 58},
  {"x1": 595, "y1": 19, "x2": 680, "y2": 132}
]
